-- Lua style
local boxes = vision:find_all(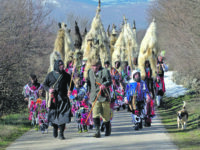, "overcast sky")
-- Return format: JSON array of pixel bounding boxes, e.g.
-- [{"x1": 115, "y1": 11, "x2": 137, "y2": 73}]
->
[{"x1": 44, "y1": 0, "x2": 154, "y2": 30}]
